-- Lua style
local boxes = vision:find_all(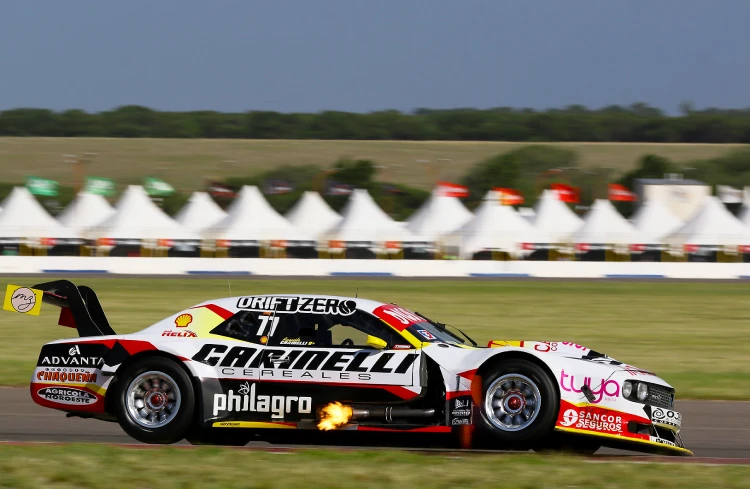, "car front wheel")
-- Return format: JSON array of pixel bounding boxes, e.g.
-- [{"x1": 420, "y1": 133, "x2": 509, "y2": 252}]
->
[
  {"x1": 114, "y1": 356, "x2": 195, "y2": 444},
  {"x1": 477, "y1": 359, "x2": 559, "y2": 448}
]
